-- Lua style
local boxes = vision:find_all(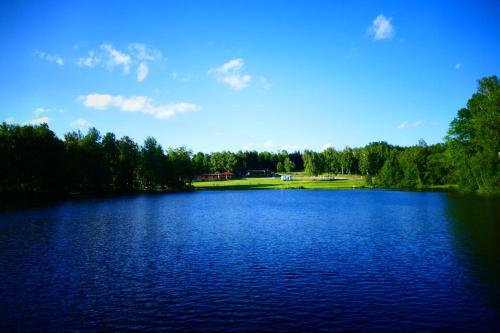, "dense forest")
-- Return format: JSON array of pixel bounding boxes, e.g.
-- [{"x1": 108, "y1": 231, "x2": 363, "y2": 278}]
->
[{"x1": 1, "y1": 76, "x2": 498, "y2": 195}]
